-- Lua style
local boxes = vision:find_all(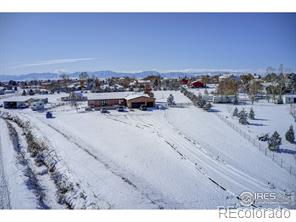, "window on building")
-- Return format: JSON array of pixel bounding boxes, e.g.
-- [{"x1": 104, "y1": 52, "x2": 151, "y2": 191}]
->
[{"x1": 101, "y1": 100, "x2": 107, "y2": 106}]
